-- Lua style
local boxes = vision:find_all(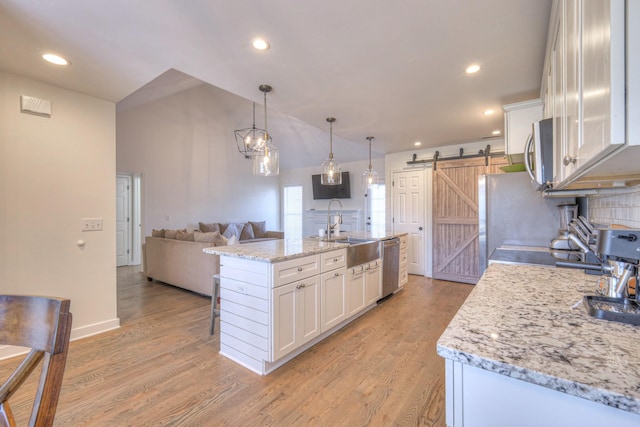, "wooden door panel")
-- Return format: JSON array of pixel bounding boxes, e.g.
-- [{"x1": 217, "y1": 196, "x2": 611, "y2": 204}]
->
[{"x1": 433, "y1": 157, "x2": 507, "y2": 284}]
